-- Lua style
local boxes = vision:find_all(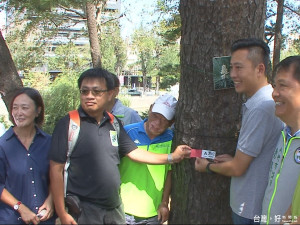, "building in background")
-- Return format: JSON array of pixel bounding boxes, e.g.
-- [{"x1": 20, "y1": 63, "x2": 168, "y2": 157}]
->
[{"x1": 2, "y1": 0, "x2": 150, "y2": 89}]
